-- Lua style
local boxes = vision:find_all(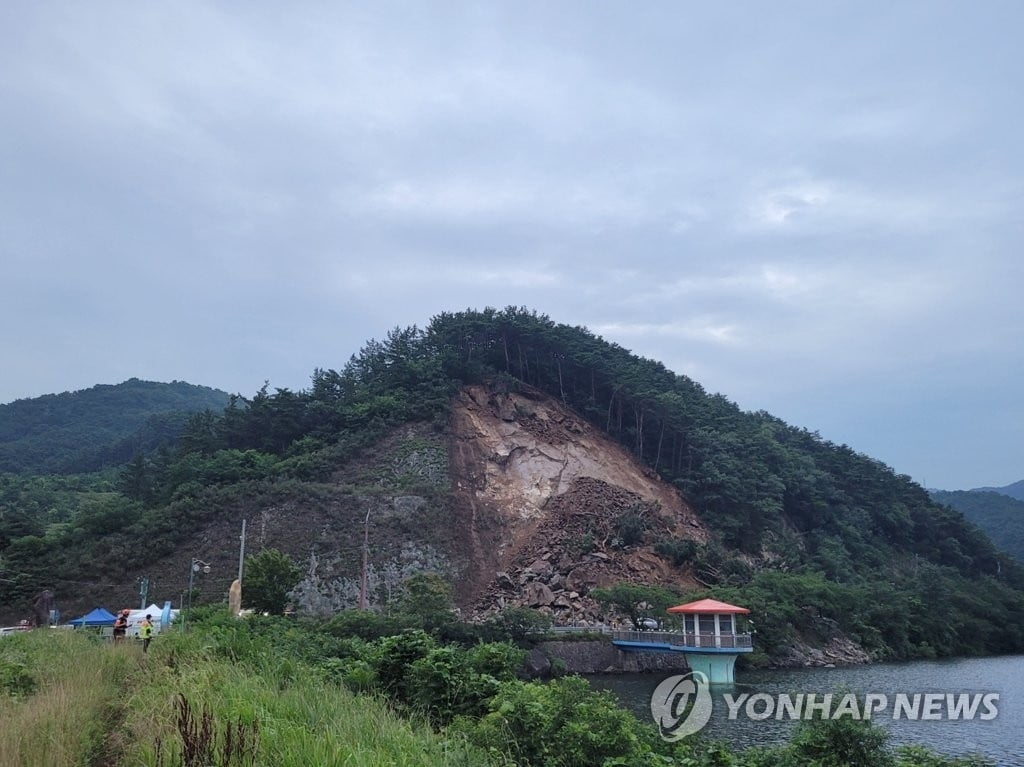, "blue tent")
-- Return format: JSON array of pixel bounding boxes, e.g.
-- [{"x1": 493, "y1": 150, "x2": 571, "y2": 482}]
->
[{"x1": 68, "y1": 607, "x2": 117, "y2": 626}]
